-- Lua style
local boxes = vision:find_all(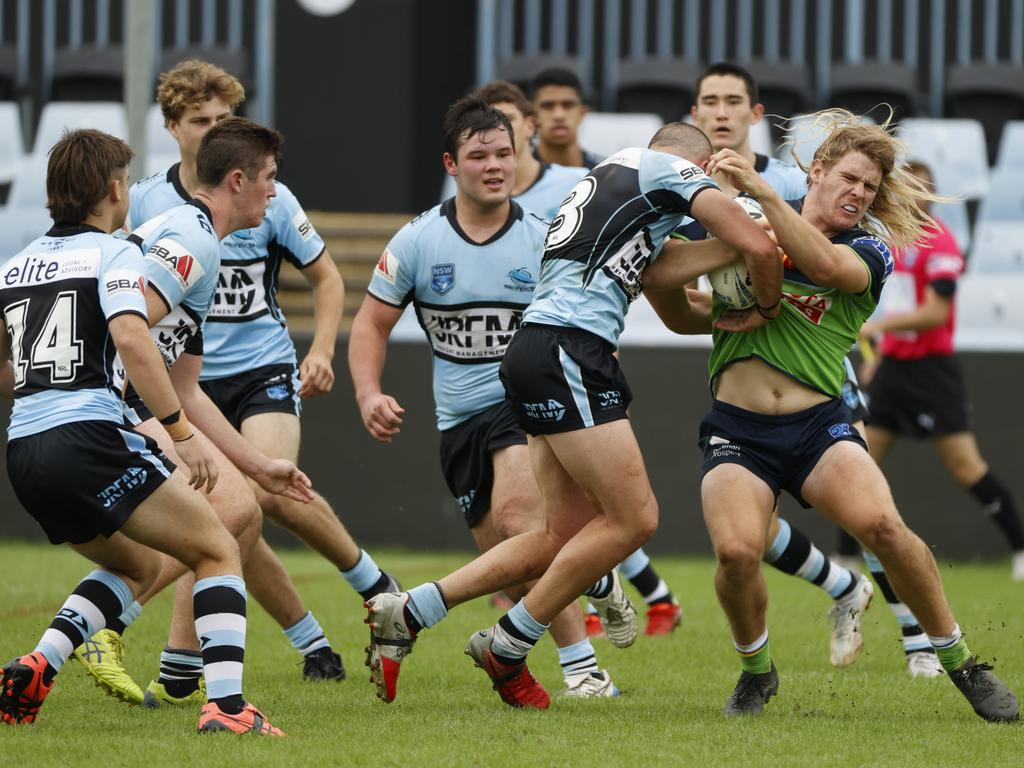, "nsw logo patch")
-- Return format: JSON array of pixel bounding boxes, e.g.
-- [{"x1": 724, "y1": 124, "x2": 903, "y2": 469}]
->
[{"x1": 431, "y1": 263, "x2": 455, "y2": 295}]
